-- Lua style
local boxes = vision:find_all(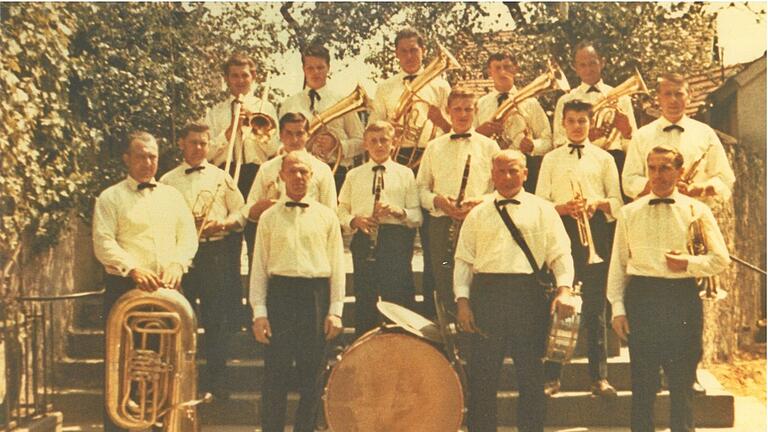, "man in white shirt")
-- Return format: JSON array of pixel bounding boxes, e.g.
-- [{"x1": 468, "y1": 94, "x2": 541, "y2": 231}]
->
[
  {"x1": 250, "y1": 151, "x2": 344, "y2": 432},
  {"x1": 475, "y1": 51, "x2": 552, "y2": 191},
  {"x1": 454, "y1": 149, "x2": 575, "y2": 432},
  {"x1": 536, "y1": 100, "x2": 622, "y2": 397},
  {"x1": 280, "y1": 44, "x2": 365, "y2": 191},
  {"x1": 204, "y1": 53, "x2": 280, "y2": 197},
  {"x1": 93, "y1": 131, "x2": 198, "y2": 432},
  {"x1": 608, "y1": 145, "x2": 730, "y2": 432},
  {"x1": 338, "y1": 121, "x2": 422, "y2": 335},
  {"x1": 160, "y1": 122, "x2": 245, "y2": 400},
  {"x1": 417, "y1": 89, "x2": 499, "y2": 314},
  {"x1": 622, "y1": 73, "x2": 735, "y2": 203}
]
